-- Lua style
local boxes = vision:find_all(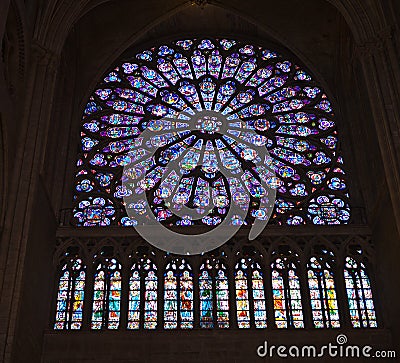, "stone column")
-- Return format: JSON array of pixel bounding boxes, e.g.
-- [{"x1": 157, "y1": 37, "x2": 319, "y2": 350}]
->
[{"x1": 0, "y1": 41, "x2": 59, "y2": 363}]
